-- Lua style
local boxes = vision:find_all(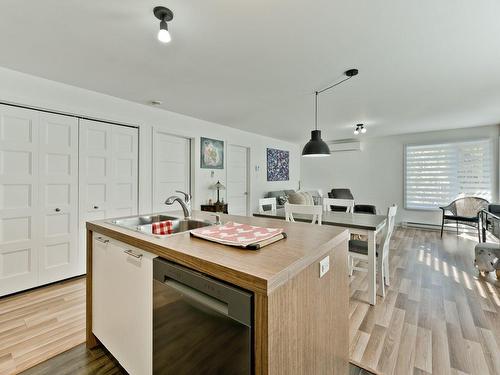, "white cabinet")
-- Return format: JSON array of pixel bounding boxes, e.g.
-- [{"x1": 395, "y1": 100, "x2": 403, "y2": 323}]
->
[
  {"x1": 0, "y1": 105, "x2": 79, "y2": 295},
  {"x1": 79, "y1": 120, "x2": 139, "y2": 274},
  {"x1": 92, "y1": 233, "x2": 153, "y2": 375}
]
